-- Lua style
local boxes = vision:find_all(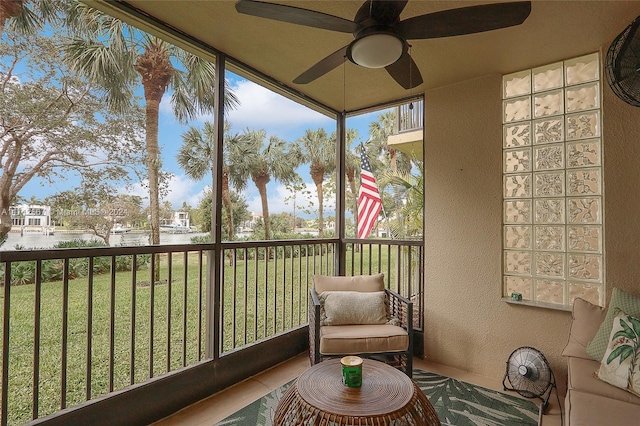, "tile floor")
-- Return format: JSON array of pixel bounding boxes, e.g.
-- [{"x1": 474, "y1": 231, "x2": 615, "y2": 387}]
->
[{"x1": 152, "y1": 355, "x2": 563, "y2": 426}]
